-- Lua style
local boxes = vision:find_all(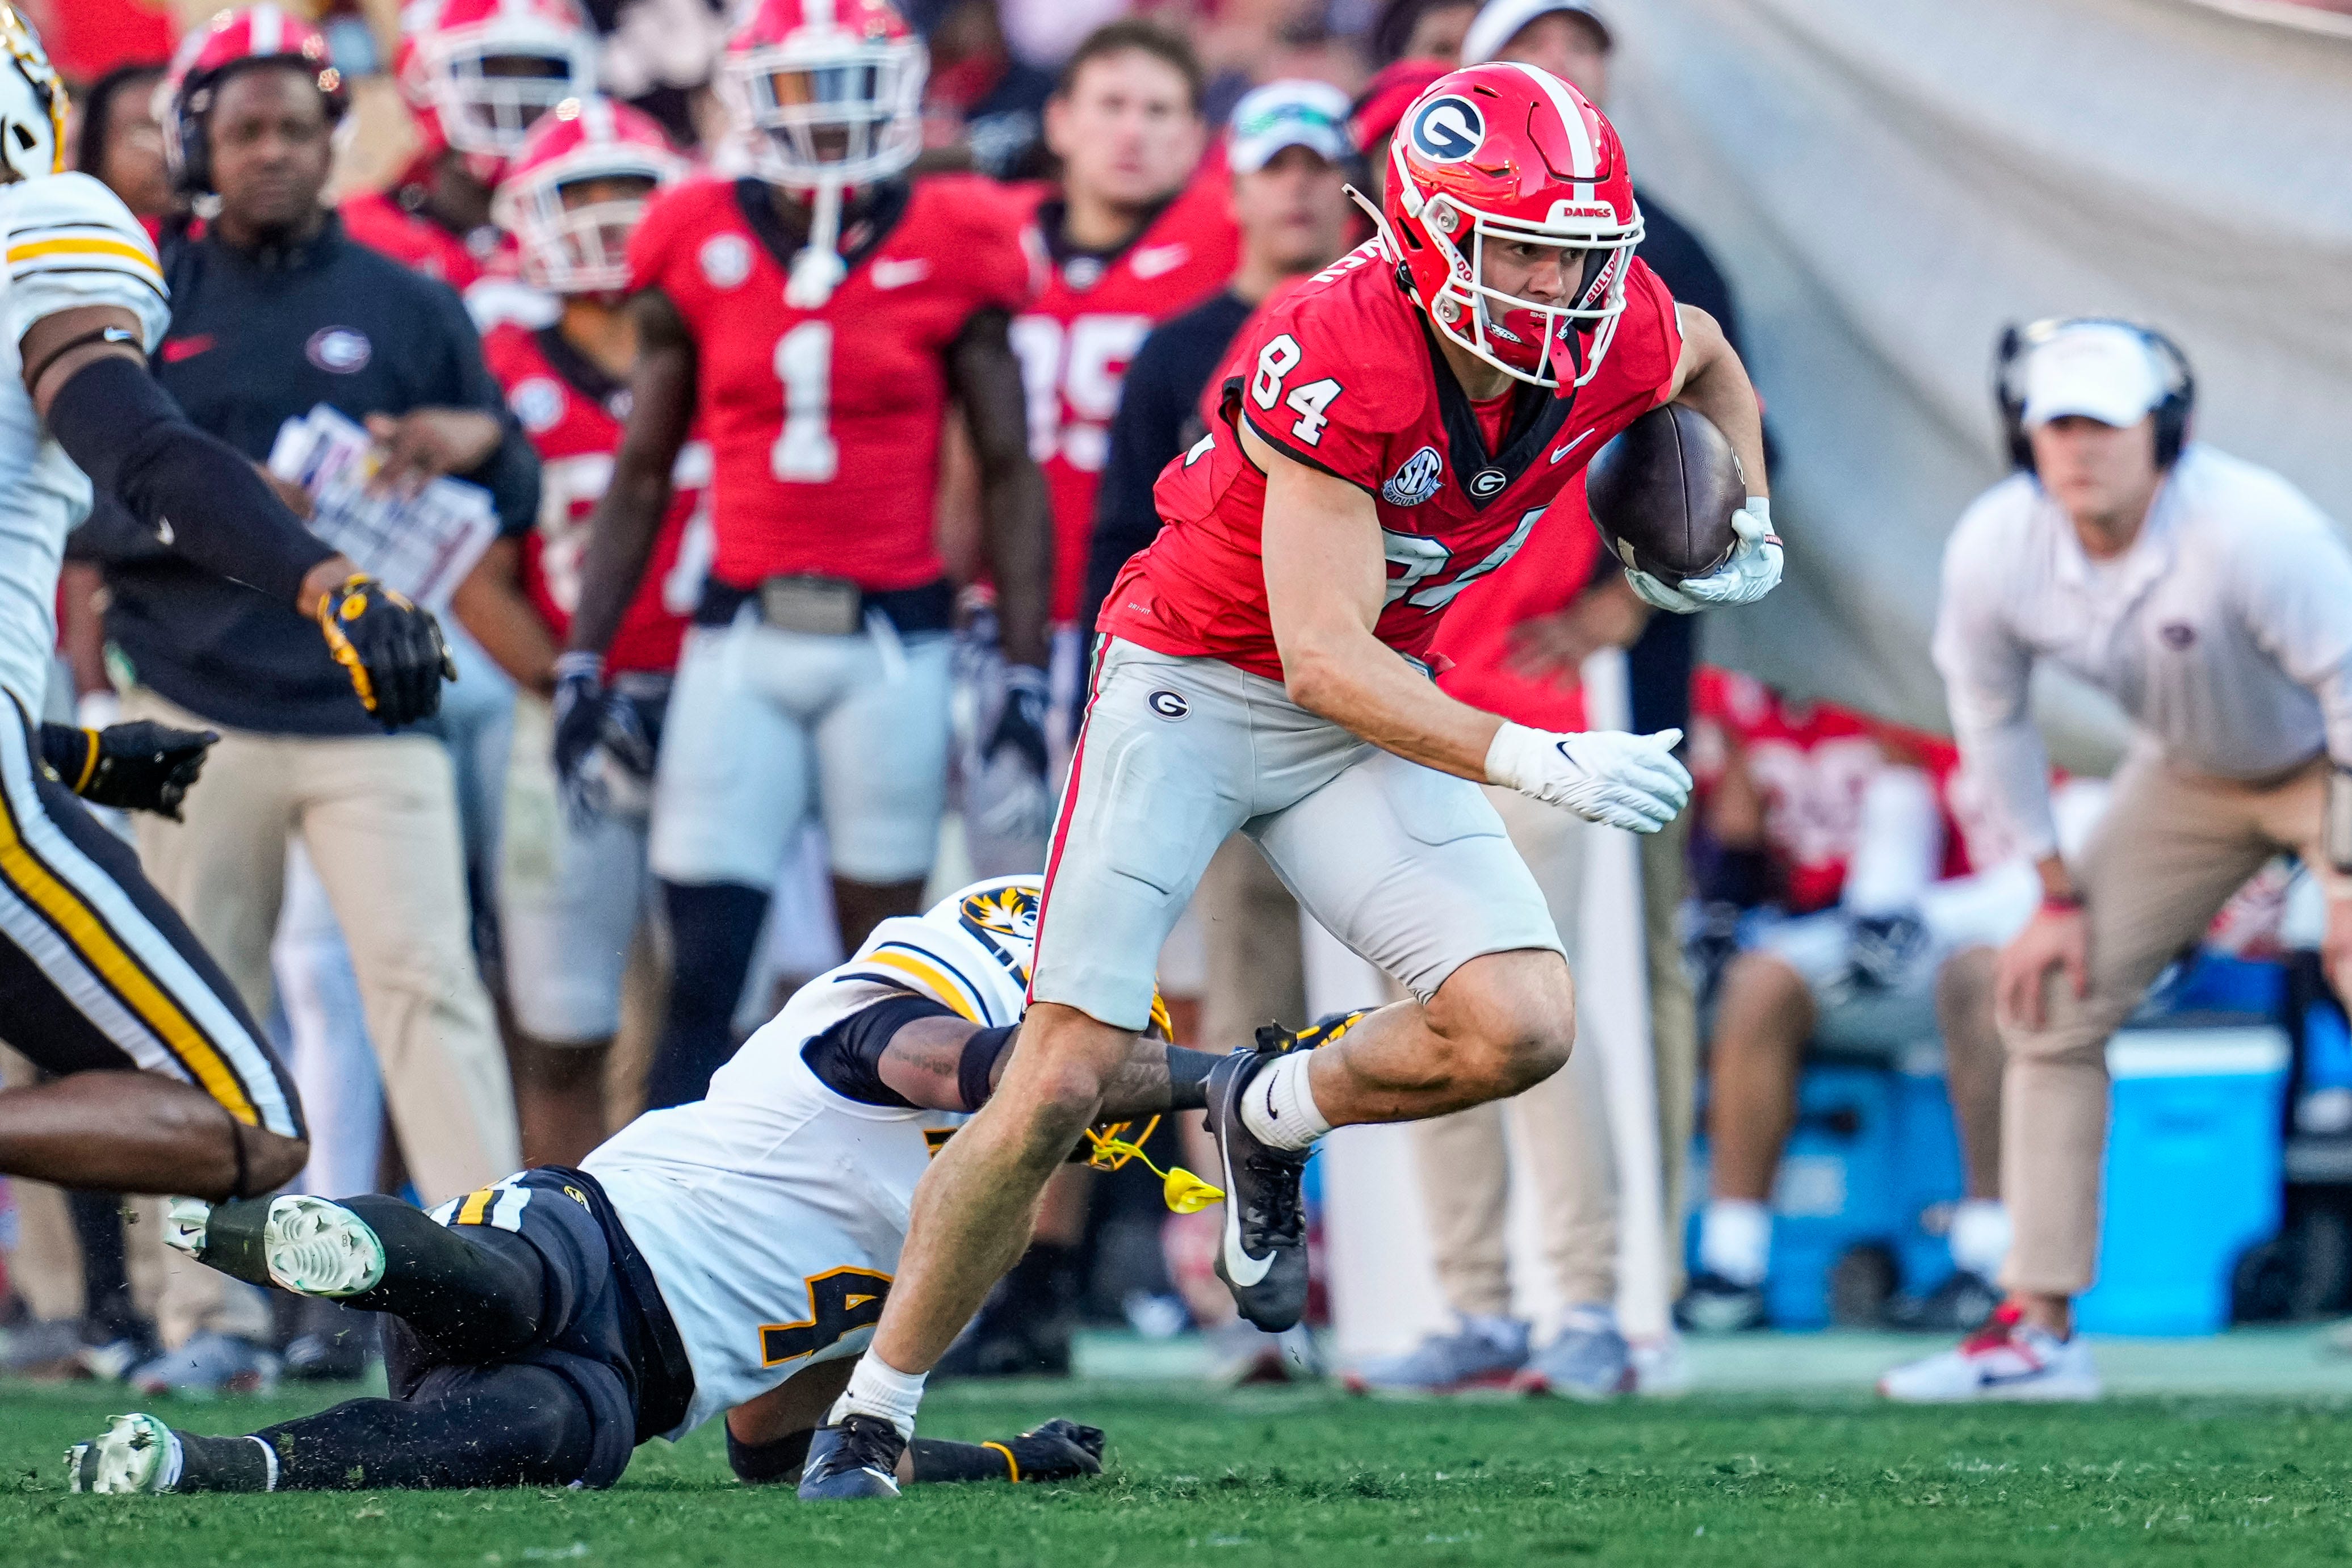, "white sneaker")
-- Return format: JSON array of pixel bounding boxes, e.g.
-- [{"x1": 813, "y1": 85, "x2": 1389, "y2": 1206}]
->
[
  {"x1": 1877, "y1": 1305, "x2": 2101, "y2": 1403},
  {"x1": 69, "y1": 1413, "x2": 181, "y2": 1493}
]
